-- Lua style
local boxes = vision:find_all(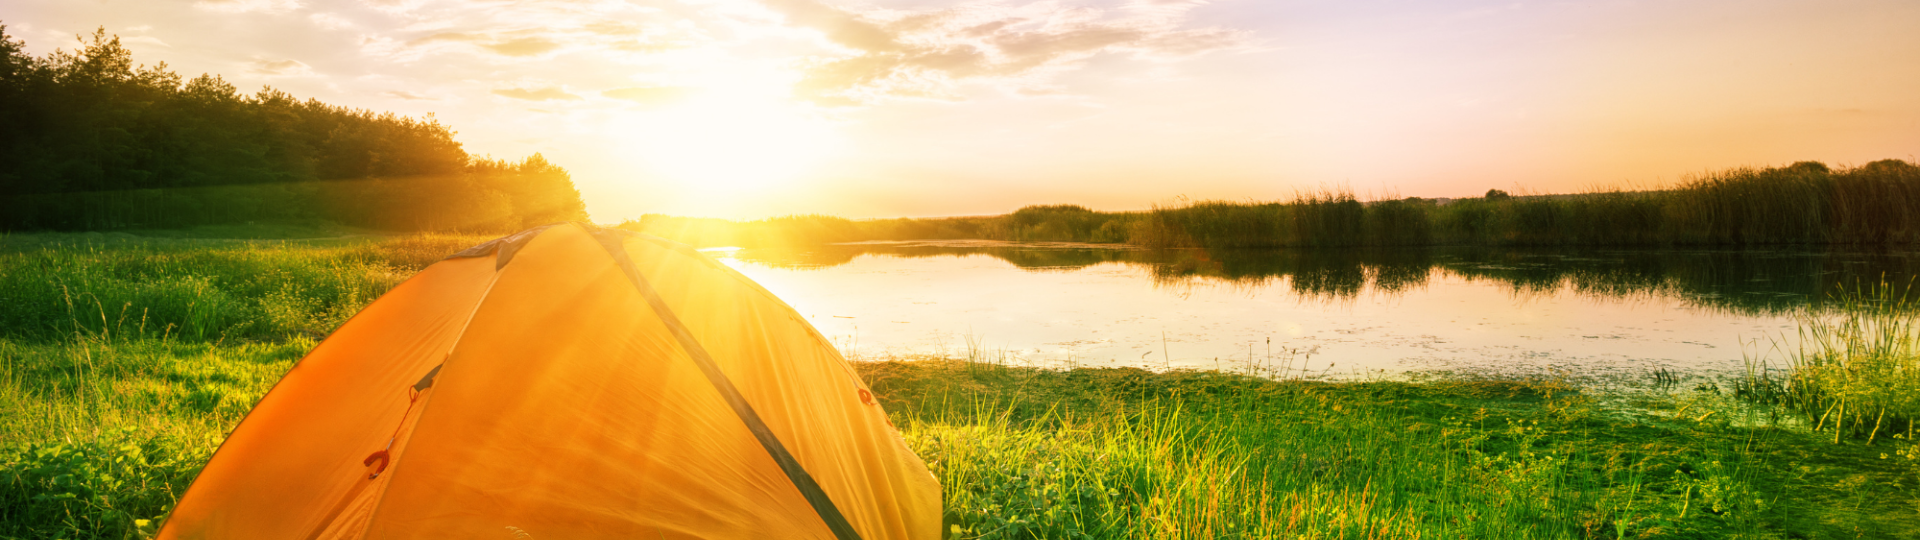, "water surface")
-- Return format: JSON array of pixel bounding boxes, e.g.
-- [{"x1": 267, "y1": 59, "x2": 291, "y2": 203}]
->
[{"x1": 711, "y1": 242, "x2": 1920, "y2": 382}]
